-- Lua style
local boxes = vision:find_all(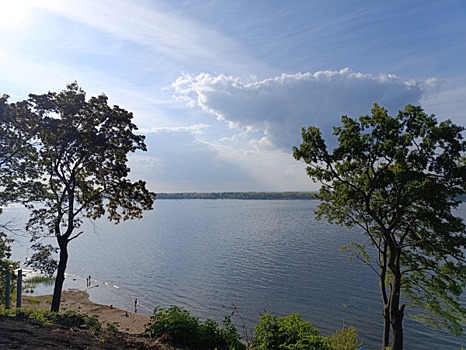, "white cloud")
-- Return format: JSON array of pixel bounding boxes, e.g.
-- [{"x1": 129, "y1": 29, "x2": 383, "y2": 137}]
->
[
  {"x1": 139, "y1": 124, "x2": 210, "y2": 135},
  {"x1": 33, "y1": 0, "x2": 270, "y2": 78},
  {"x1": 172, "y1": 68, "x2": 429, "y2": 149},
  {"x1": 0, "y1": 49, "x2": 184, "y2": 131},
  {"x1": 421, "y1": 75, "x2": 466, "y2": 126}
]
